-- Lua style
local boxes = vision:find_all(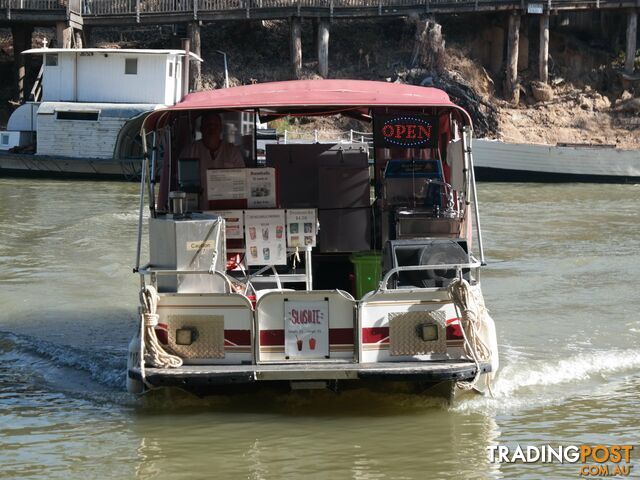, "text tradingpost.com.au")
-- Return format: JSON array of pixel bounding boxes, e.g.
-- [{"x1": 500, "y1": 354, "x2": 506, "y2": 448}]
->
[{"x1": 487, "y1": 444, "x2": 634, "y2": 477}]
